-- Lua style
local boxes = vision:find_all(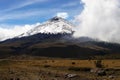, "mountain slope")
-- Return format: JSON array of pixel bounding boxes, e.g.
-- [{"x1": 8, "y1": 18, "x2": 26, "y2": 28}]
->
[
  {"x1": 18, "y1": 16, "x2": 74, "y2": 38},
  {"x1": 1, "y1": 38, "x2": 120, "y2": 59},
  {"x1": 0, "y1": 17, "x2": 120, "y2": 59}
]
